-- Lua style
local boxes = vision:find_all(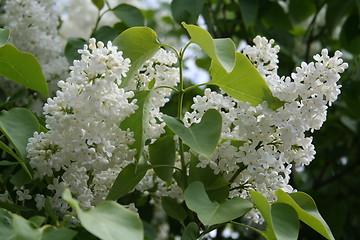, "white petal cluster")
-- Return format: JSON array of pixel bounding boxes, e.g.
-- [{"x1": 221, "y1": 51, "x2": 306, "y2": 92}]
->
[
  {"x1": 184, "y1": 36, "x2": 348, "y2": 222},
  {"x1": 26, "y1": 39, "x2": 137, "y2": 215},
  {"x1": 0, "y1": 0, "x2": 68, "y2": 86}
]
